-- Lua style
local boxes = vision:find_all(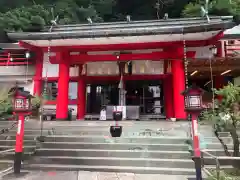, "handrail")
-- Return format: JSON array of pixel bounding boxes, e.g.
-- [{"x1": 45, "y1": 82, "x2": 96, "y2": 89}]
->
[
  {"x1": 201, "y1": 150, "x2": 240, "y2": 180},
  {"x1": 201, "y1": 150, "x2": 221, "y2": 179},
  {"x1": 0, "y1": 148, "x2": 14, "y2": 154},
  {"x1": 0, "y1": 167, "x2": 13, "y2": 176}
]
